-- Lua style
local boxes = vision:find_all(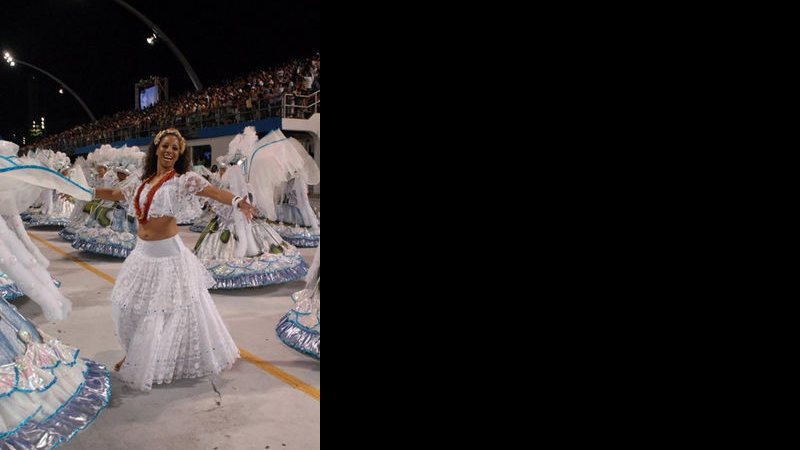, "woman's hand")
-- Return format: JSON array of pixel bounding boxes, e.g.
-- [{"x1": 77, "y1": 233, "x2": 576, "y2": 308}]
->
[
  {"x1": 94, "y1": 187, "x2": 125, "y2": 202},
  {"x1": 238, "y1": 199, "x2": 256, "y2": 221}
]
